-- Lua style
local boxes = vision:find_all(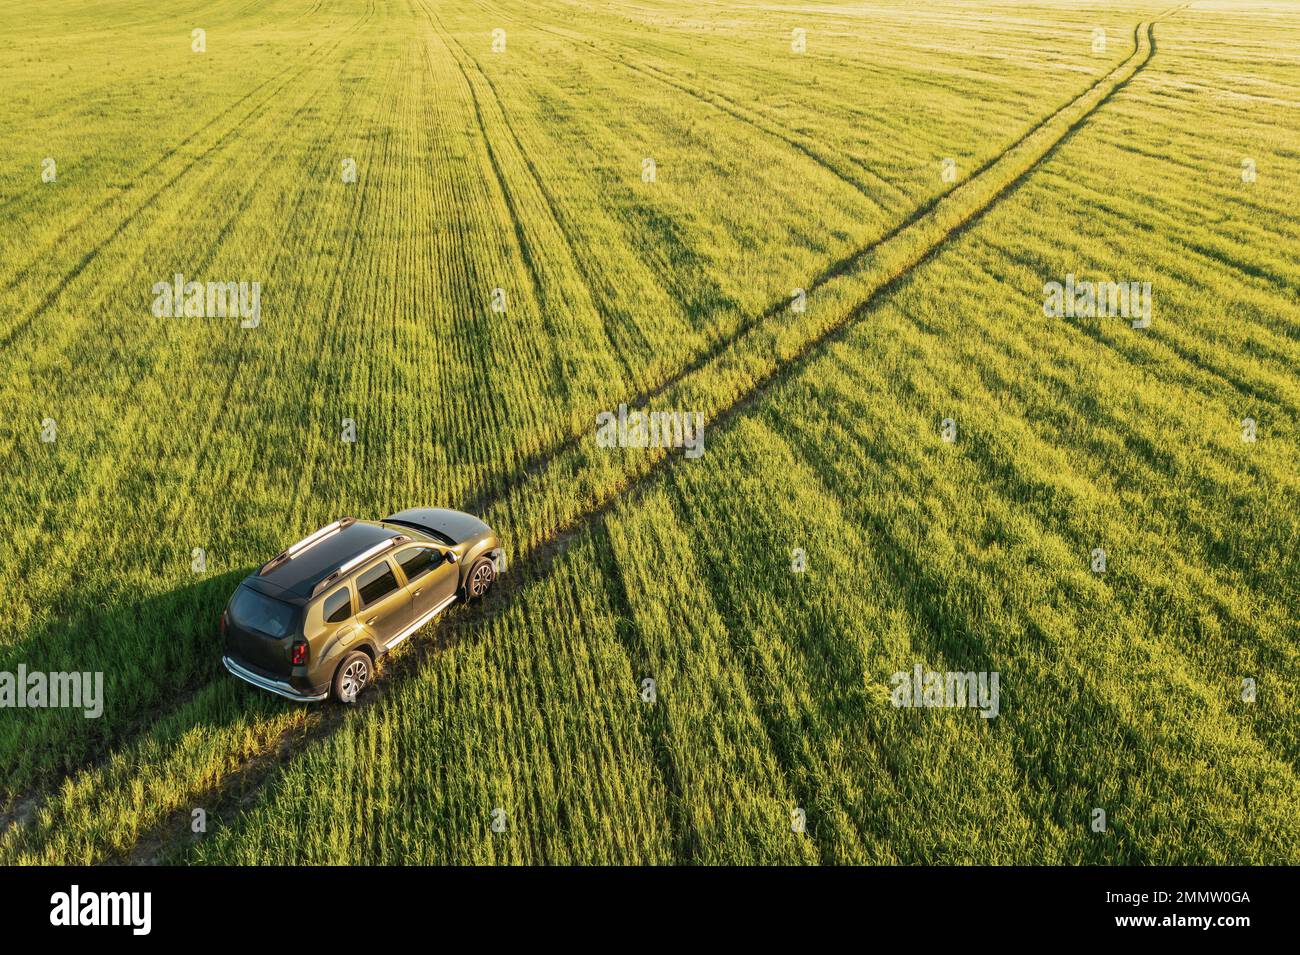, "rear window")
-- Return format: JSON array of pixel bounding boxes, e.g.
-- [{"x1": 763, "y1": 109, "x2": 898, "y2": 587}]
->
[
  {"x1": 357, "y1": 561, "x2": 399, "y2": 607},
  {"x1": 323, "y1": 587, "x2": 353, "y2": 624},
  {"x1": 229, "y1": 587, "x2": 298, "y2": 638}
]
